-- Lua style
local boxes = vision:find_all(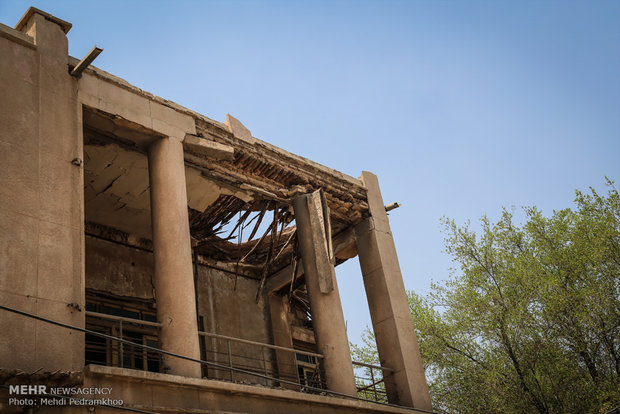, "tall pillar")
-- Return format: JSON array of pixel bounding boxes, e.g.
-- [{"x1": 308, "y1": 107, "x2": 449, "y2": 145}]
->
[
  {"x1": 292, "y1": 191, "x2": 357, "y2": 396},
  {"x1": 355, "y1": 171, "x2": 432, "y2": 409},
  {"x1": 268, "y1": 293, "x2": 300, "y2": 389},
  {"x1": 148, "y1": 137, "x2": 201, "y2": 378}
]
